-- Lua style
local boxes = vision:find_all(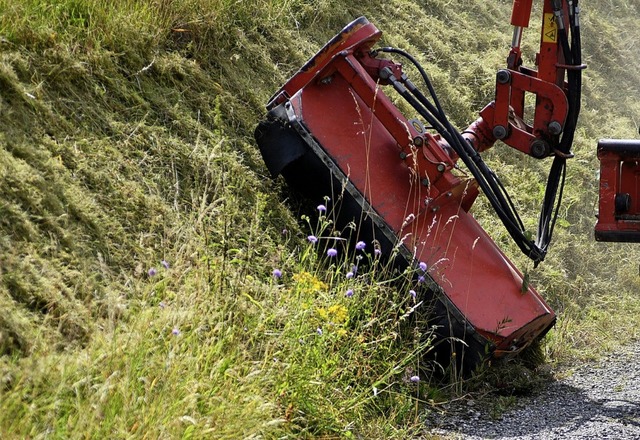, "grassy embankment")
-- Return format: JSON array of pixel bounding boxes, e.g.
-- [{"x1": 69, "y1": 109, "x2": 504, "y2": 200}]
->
[{"x1": 1, "y1": 0, "x2": 640, "y2": 438}]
